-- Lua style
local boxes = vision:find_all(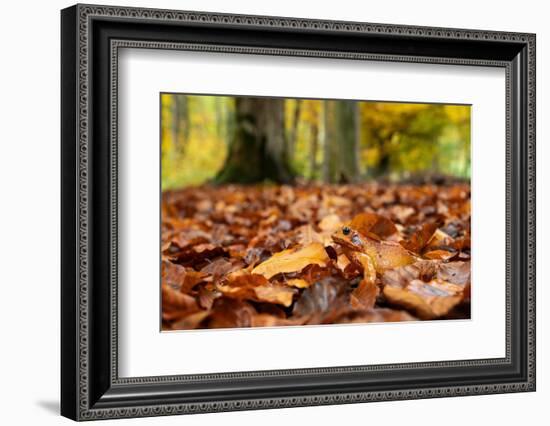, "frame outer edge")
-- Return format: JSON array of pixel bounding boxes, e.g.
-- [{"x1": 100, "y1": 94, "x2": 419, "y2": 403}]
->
[
  {"x1": 67, "y1": 4, "x2": 536, "y2": 420},
  {"x1": 61, "y1": 4, "x2": 80, "y2": 422},
  {"x1": 527, "y1": 33, "x2": 536, "y2": 390}
]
